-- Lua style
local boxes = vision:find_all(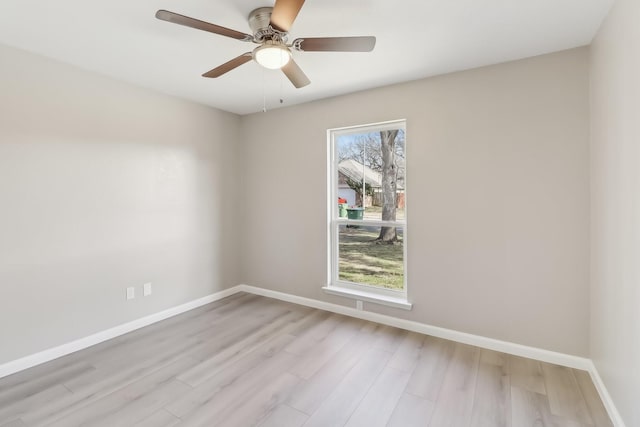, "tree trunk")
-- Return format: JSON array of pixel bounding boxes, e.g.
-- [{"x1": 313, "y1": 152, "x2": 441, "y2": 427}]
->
[{"x1": 376, "y1": 130, "x2": 398, "y2": 243}]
